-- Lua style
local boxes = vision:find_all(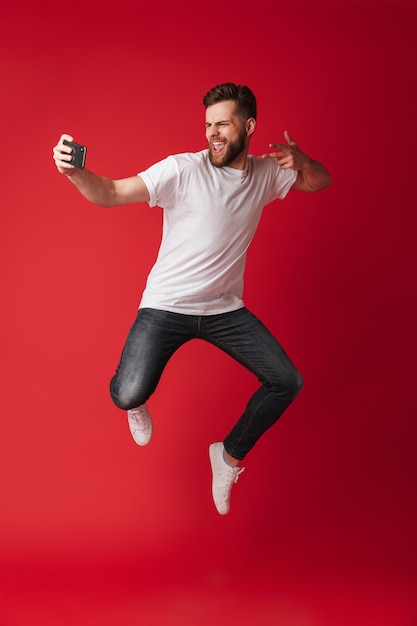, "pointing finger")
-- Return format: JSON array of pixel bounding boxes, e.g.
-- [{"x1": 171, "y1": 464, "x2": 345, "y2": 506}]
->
[{"x1": 284, "y1": 130, "x2": 296, "y2": 145}]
